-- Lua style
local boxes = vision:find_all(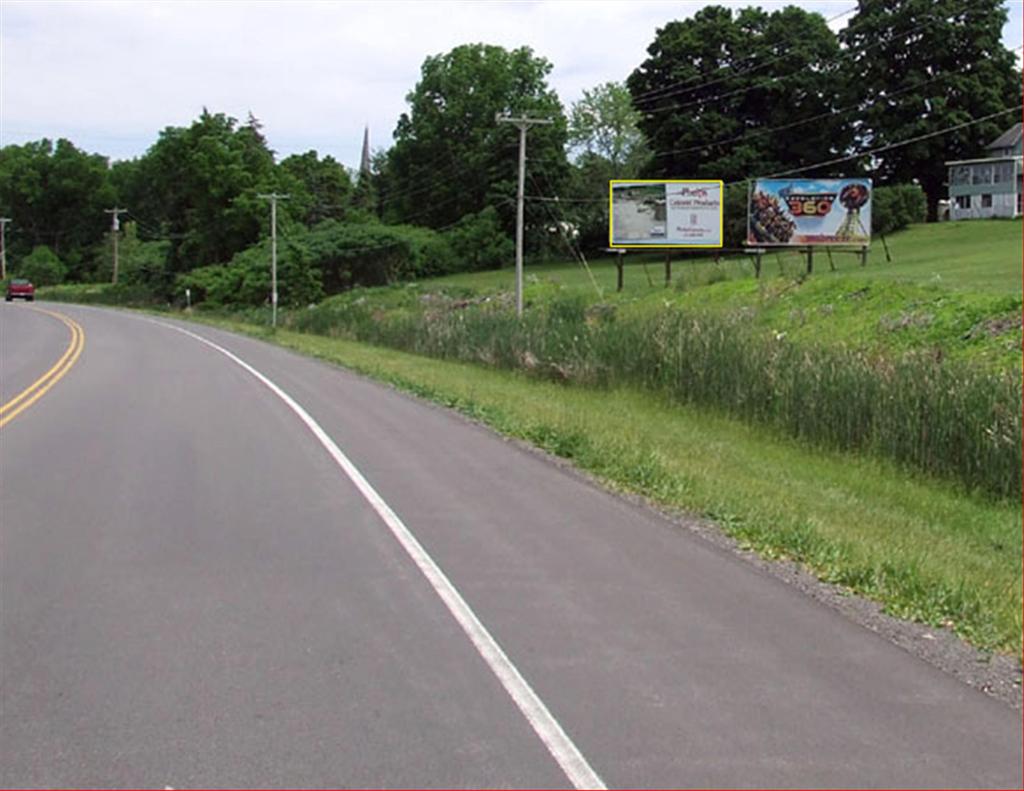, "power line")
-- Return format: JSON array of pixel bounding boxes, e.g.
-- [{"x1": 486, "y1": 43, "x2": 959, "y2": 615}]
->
[
  {"x1": 529, "y1": 170, "x2": 603, "y2": 298},
  {"x1": 523, "y1": 105, "x2": 1024, "y2": 207},
  {"x1": 743, "y1": 104, "x2": 1024, "y2": 184},
  {"x1": 645, "y1": 47, "x2": 1023, "y2": 163},
  {"x1": 630, "y1": 5, "x2": 858, "y2": 106},
  {"x1": 633, "y1": 4, "x2": 979, "y2": 119}
]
